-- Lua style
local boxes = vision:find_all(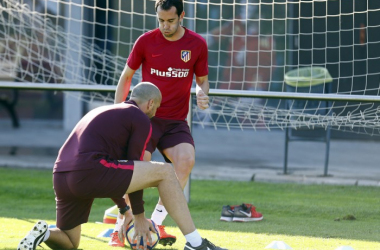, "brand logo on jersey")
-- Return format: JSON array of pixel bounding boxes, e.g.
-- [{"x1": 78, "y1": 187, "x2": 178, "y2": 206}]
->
[
  {"x1": 150, "y1": 67, "x2": 189, "y2": 78},
  {"x1": 181, "y1": 50, "x2": 191, "y2": 62}
]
